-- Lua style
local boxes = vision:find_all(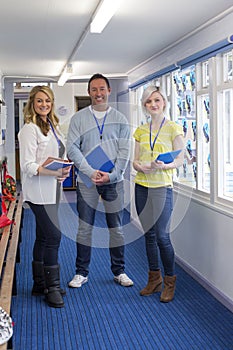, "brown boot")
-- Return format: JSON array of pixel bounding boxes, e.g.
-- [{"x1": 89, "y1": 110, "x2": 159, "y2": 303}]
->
[
  {"x1": 160, "y1": 275, "x2": 176, "y2": 302},
  {"x1": 140, "y1": 270, "x2": 163, "y2": 296}
]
